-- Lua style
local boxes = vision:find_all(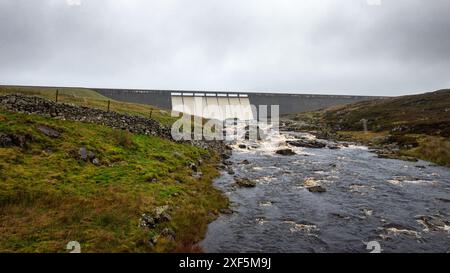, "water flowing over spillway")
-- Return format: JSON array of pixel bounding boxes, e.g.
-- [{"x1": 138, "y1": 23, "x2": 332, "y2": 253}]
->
[{"x1": 201, "y1": 123, "x2": 450, "y2": 253}]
